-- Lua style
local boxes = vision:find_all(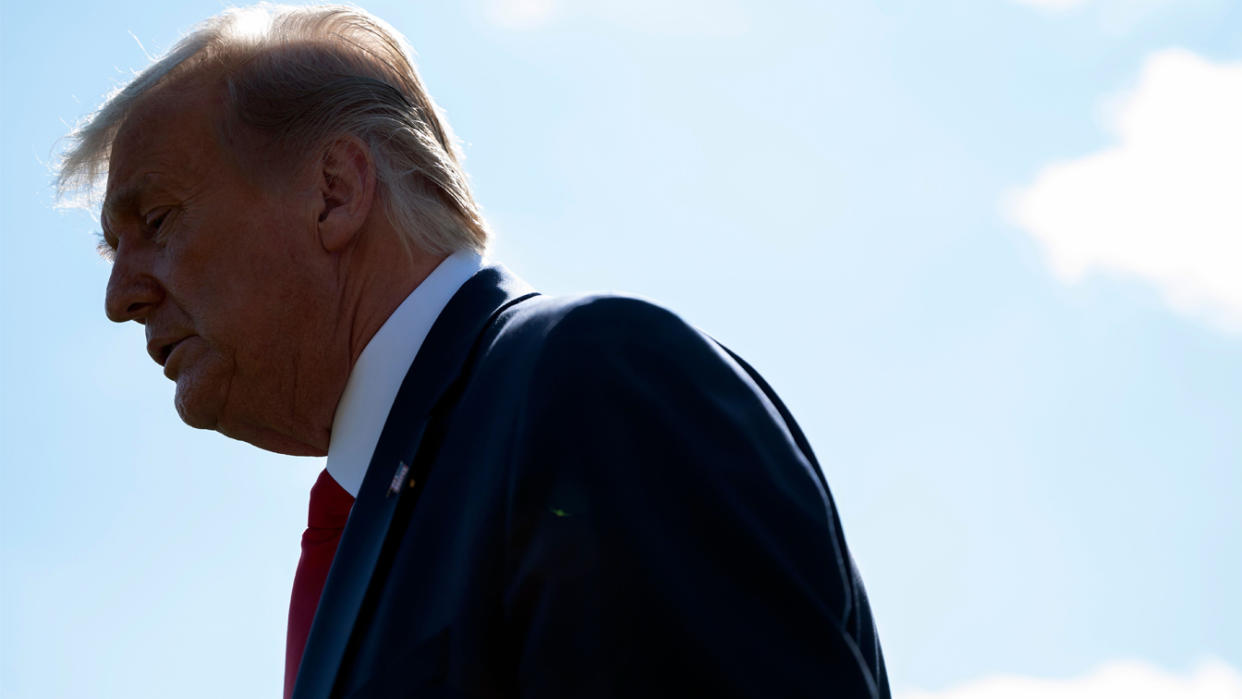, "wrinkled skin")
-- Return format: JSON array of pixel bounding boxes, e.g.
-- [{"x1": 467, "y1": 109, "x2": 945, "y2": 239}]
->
[{"x1": 102, "y1": 80, "x2": 439, "y2": 455}]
